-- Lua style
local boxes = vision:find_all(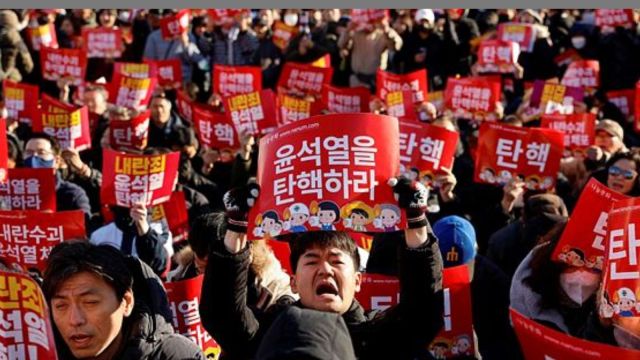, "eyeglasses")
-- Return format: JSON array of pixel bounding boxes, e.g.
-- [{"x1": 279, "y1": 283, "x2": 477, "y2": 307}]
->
[
  {"x1": 608, "y1": 165, "x2": 637, "y2": 180},
  {"x1": 24, "y1": 149, "x2": 54, "y2": 158}
]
